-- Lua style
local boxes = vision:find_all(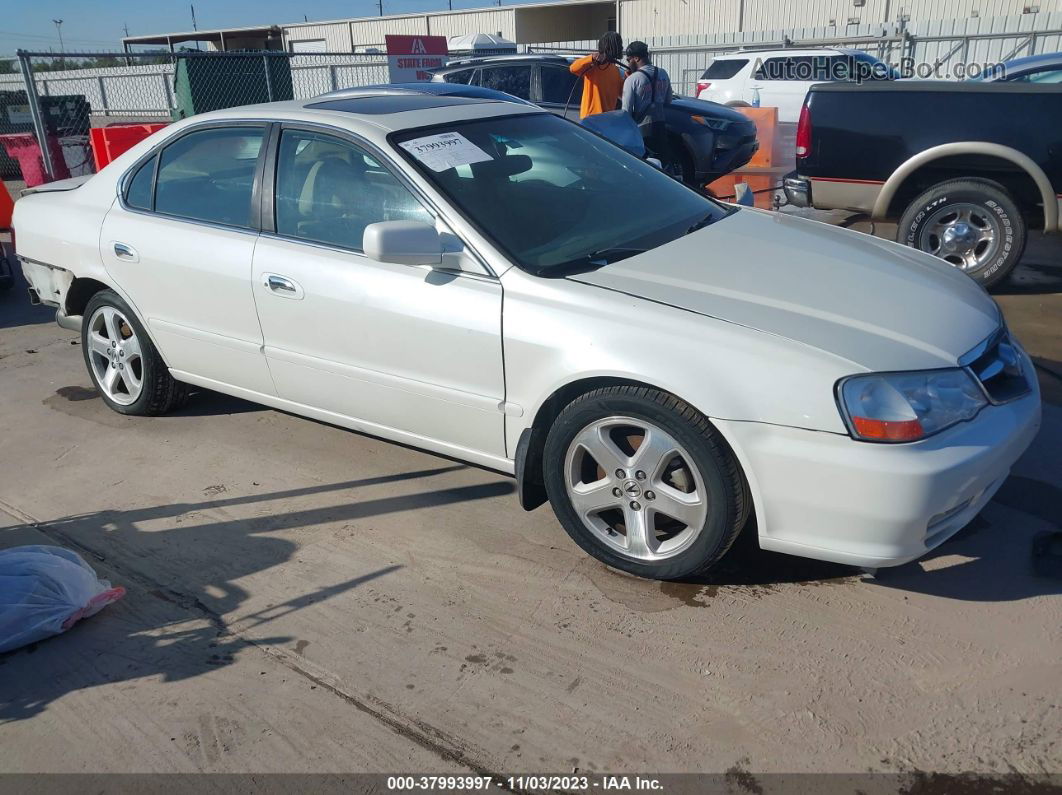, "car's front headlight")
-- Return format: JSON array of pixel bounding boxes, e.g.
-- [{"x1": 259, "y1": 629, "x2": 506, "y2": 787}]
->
[{"x1": 837, "y1": 369, "x2": 987, "y2": 443}]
